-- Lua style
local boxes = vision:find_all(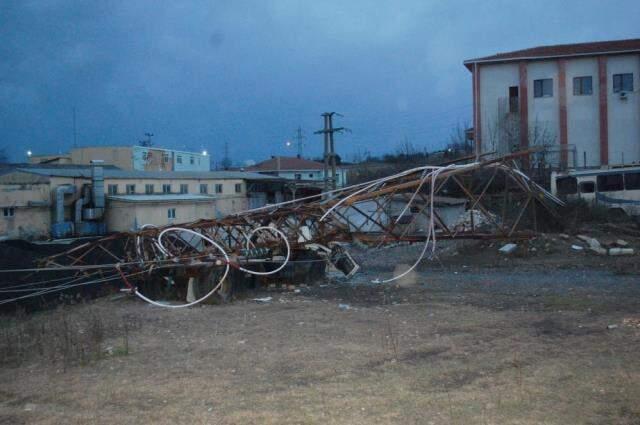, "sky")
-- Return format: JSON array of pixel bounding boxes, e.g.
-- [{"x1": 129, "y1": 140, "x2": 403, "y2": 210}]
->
[{"x1": 1, "y1": 1, "x2": 639, "y2": 165}]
